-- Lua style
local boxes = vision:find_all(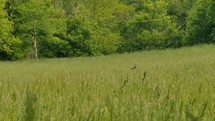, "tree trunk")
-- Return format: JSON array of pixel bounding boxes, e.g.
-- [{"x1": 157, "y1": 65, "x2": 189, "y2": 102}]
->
[{"x1": 34, "y1": 31, "x2": 38, "y2": 59}]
